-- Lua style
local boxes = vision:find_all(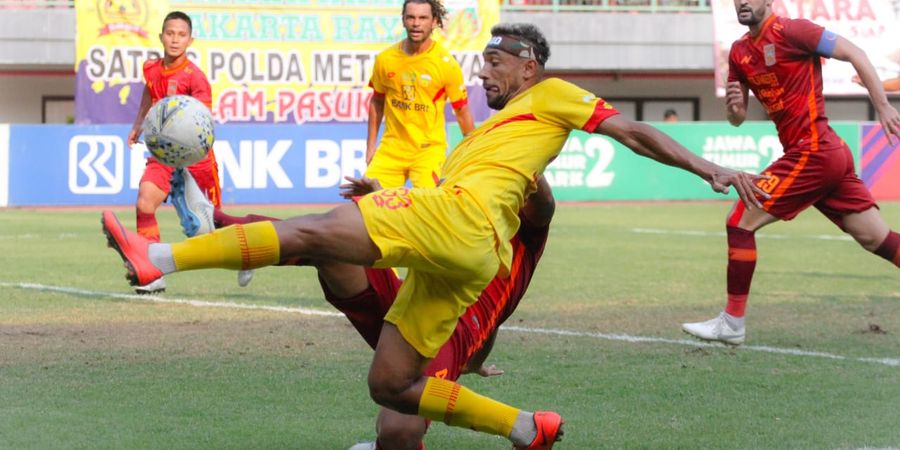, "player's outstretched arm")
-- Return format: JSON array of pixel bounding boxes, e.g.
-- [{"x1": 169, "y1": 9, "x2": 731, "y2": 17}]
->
[
  {"x1": 521, "y1": 175, "x2": 555, "y2": 228},
  {"x1": 339, "y1": 175, "x2": 384, "y2": 199},
  {"x1": 594, "y1": 115, "x2": 768, "y2": 209},
  {"x1": 833, "y1": 37, "x2": 900, "y2": 144},
  {"x1": 128, "y1": 86, "x2": 152, "y2": 146},
  {"x1": 462, "y1": 331, "x2": 503, "y2": 377}
]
